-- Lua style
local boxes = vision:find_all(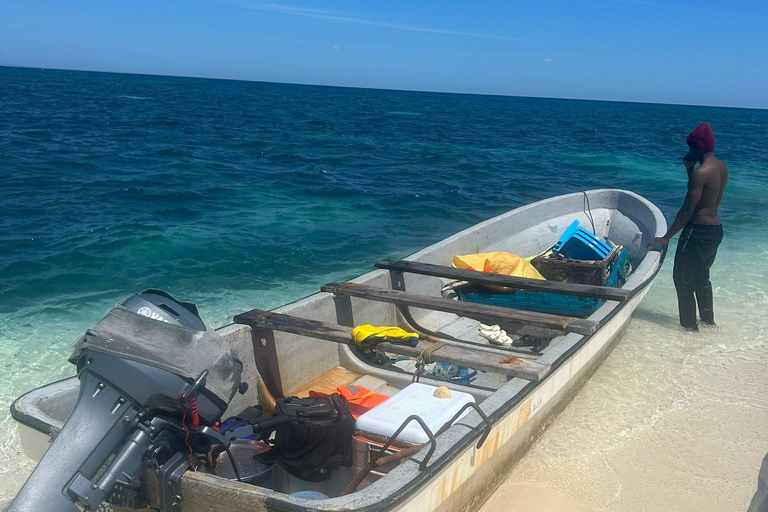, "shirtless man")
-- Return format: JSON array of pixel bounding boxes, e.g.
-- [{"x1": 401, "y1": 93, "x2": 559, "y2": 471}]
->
[{"x1": 648, "y1": 123, "x2": 728, "y2": 331}]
